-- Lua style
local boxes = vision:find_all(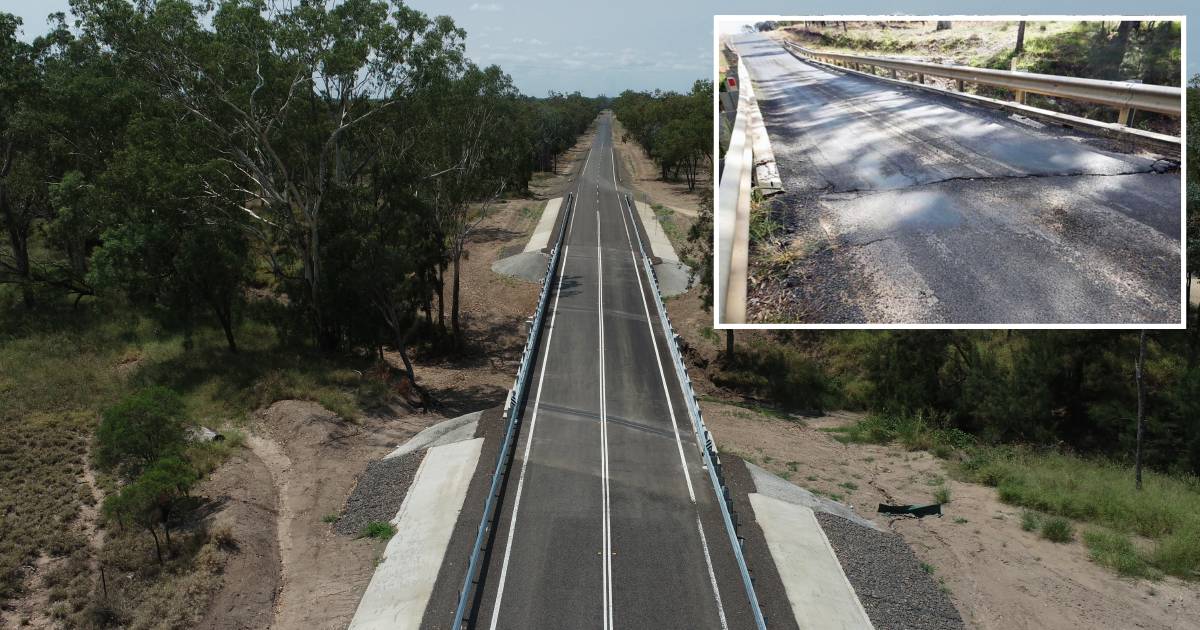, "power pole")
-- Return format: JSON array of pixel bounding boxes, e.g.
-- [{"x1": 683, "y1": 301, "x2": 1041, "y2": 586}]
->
[
  {"x1": 1015, "y1": 21, "x2": 1026, "y2": 55},
  {"x1": 1135, "y1": 330, "x2": 1147, "y2": 491}
]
